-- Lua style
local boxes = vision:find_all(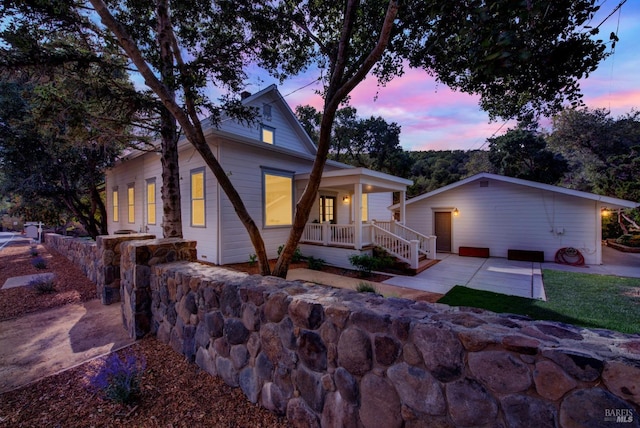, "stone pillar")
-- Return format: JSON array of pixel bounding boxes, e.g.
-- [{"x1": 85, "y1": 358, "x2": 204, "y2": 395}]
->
[
  {"x1": 96, "y1": 234, "x2": 155, "y2": 305},
  {"x1": 120, "y1": 238, "x2": 197, "y2": 339}
]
